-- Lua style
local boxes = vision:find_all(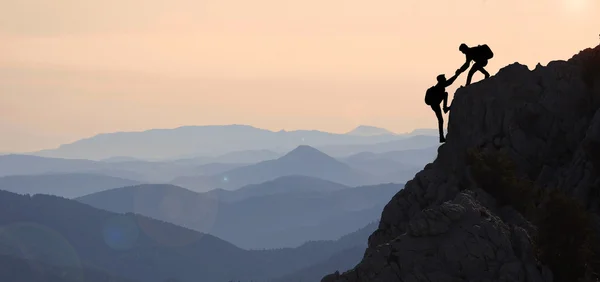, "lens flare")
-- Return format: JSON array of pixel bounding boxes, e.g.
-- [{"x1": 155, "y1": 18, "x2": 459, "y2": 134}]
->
[
  {"x1": 130, "y1": 186, "x2": 220, "y2": 247},
  {"x1": 102, "y1": 215, "x2": 140, "y2": 250}
]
